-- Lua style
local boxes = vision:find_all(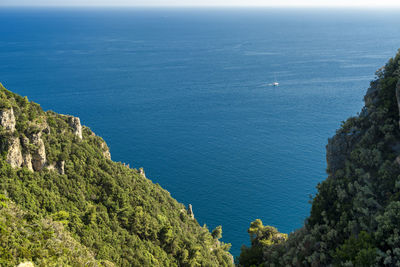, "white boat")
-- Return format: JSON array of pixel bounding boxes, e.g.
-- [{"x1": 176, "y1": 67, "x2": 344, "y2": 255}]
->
[{"x1": 272, "y1": 73, "x2": 279, "y2": 86}]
